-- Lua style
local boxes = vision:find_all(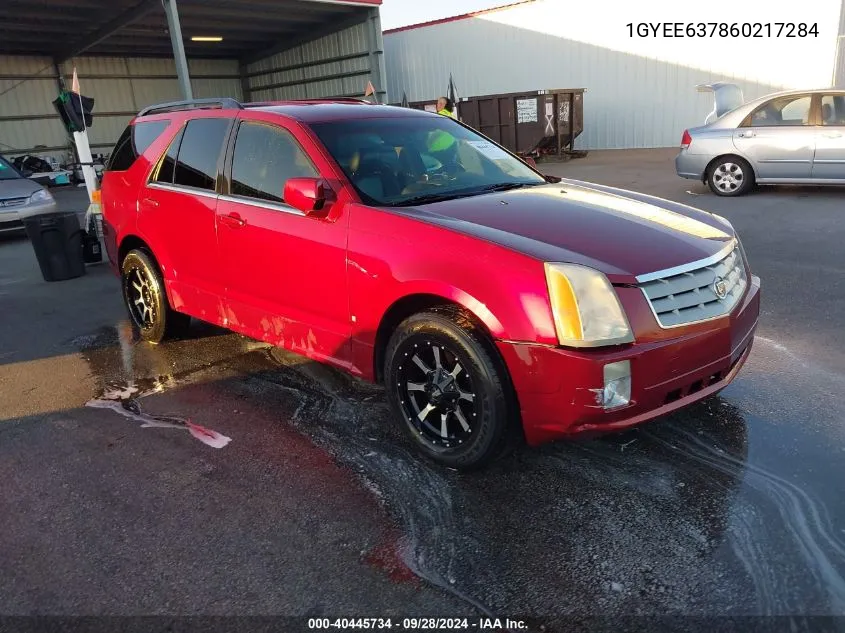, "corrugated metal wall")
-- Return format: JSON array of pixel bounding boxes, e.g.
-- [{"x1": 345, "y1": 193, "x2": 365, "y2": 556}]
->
[
  {"x1": 0, "y1": 55, "x2": 241, "y2": 161},
  {"x1": 385, "y1": 0, "x2": 844, "y2": 149},
  {"x1": 245, "y1": 15, "x2": 387, "y2": 102}
]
